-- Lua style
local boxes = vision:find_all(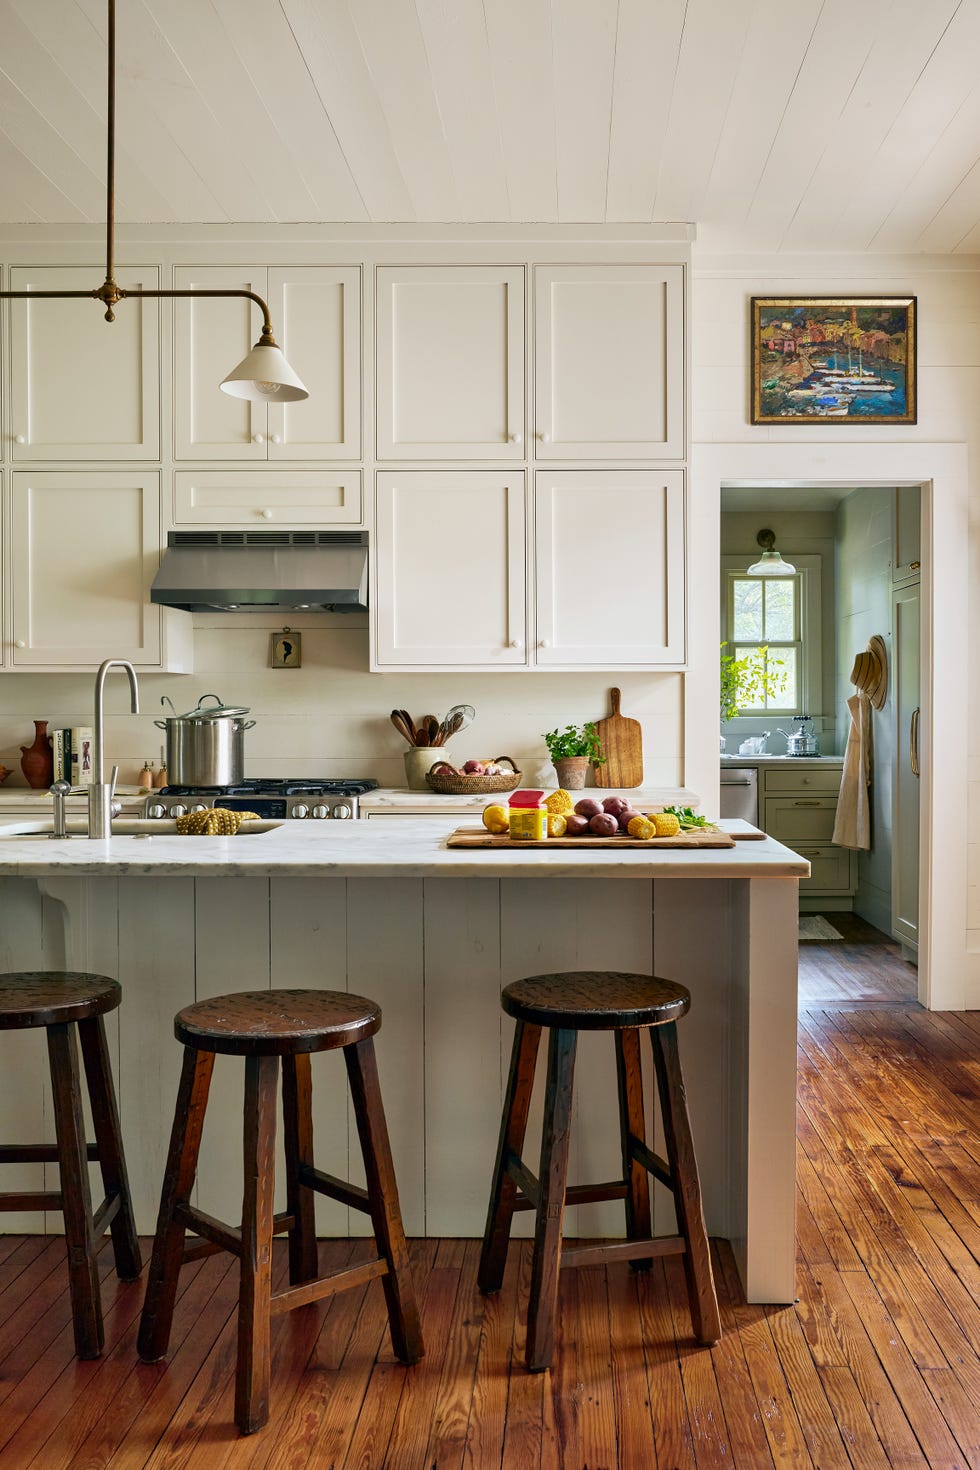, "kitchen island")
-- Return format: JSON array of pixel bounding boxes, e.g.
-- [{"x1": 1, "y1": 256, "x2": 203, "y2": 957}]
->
[{"x1": 0, "y1": 818, "x2": 805, "y2": 1303}]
